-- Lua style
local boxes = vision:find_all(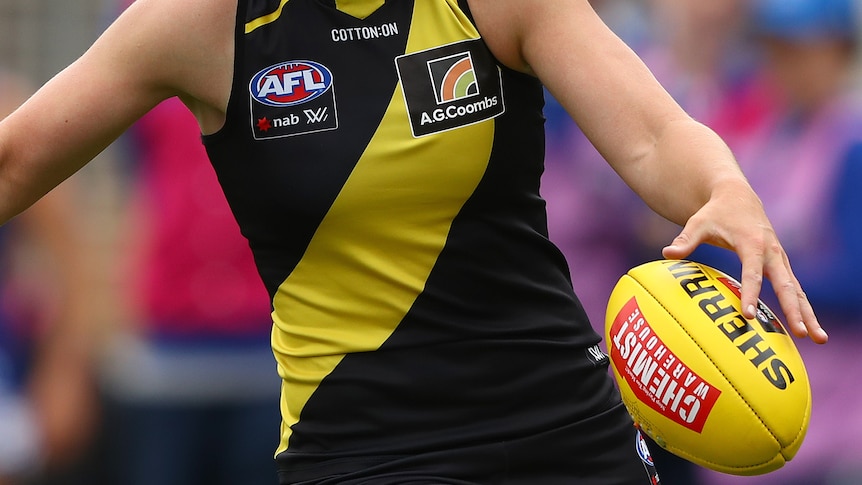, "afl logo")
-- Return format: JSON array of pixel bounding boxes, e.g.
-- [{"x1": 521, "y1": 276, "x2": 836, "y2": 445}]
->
[
  {"x1": 249, "y1": 60, "x2": 333, "y2": 107},
  {"x1": 636, "y1": 430, "x2": 655, "y2": 467}
]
